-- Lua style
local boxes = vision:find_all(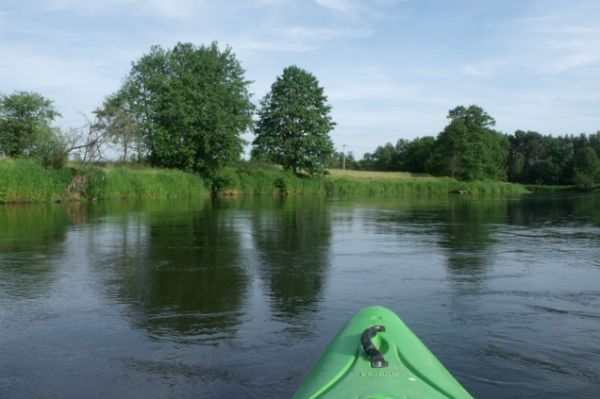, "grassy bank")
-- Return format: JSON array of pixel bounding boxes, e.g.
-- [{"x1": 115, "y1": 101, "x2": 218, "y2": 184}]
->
[
  {"x1": 0, "y1": 159, "x2": 207, "y2": 203},
  {"x1": 214, "y1": 165, "x2": 529, "y2": 196},
  {"x1": 0, "y1": 159, "x2": 529, "y2": 203},
  {"x1": 525, "y1": 183, "x2": 600, "y2": 193}
]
